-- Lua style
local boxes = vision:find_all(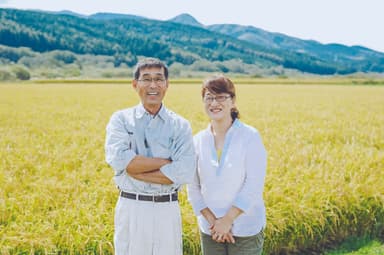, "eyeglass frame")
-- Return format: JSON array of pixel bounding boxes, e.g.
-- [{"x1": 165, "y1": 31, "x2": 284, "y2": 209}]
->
[
  {"x1": 136, "y1": 77, "x2": 167, "y2": 86},
  {"x1": 203, "y1": 95, "x2": 232, "y2": 104}
]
